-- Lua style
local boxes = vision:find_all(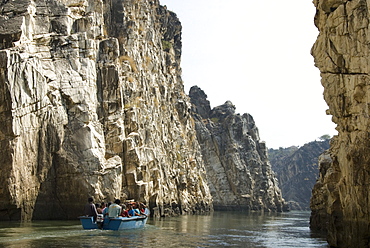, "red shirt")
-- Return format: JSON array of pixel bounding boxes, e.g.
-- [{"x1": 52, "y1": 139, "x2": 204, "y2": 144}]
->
[{"x1": 121, "y1": 210, "x2": 129, "y2": 217}]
